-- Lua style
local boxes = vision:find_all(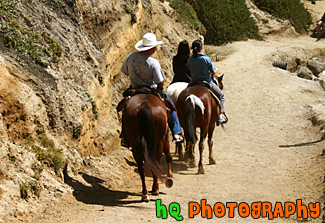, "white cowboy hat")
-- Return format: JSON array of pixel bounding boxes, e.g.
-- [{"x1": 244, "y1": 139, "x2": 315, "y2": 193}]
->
[{"x1": 135, "y1": 33, "x2": 164, "y2": 51}]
